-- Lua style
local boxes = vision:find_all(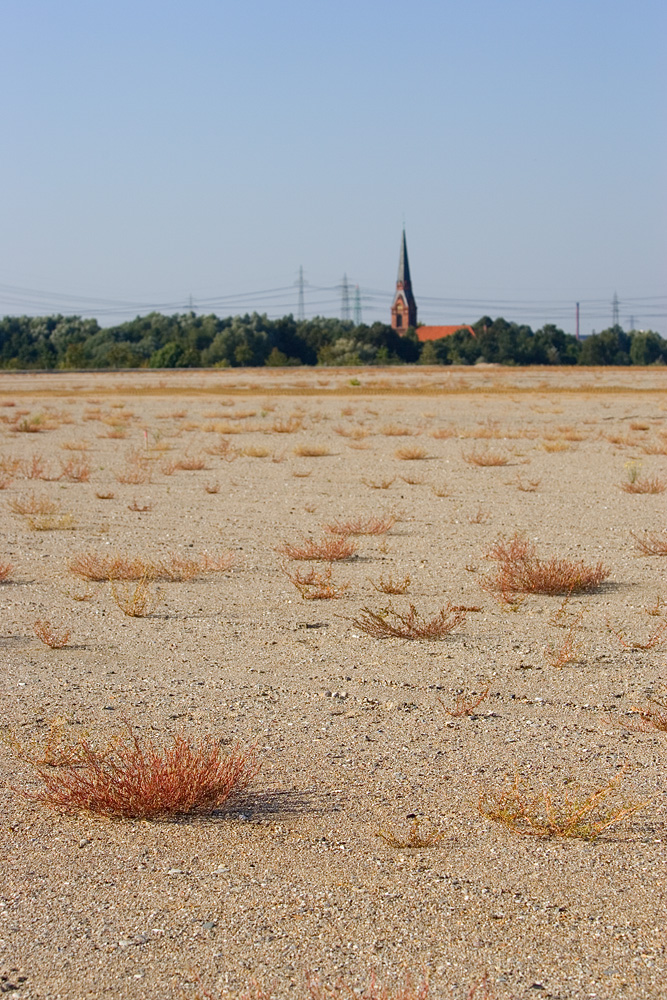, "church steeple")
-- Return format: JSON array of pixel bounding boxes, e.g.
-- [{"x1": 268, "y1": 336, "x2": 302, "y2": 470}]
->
[{"x1": 391, "y1": 229, "x2": 417, "y2": 332}]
